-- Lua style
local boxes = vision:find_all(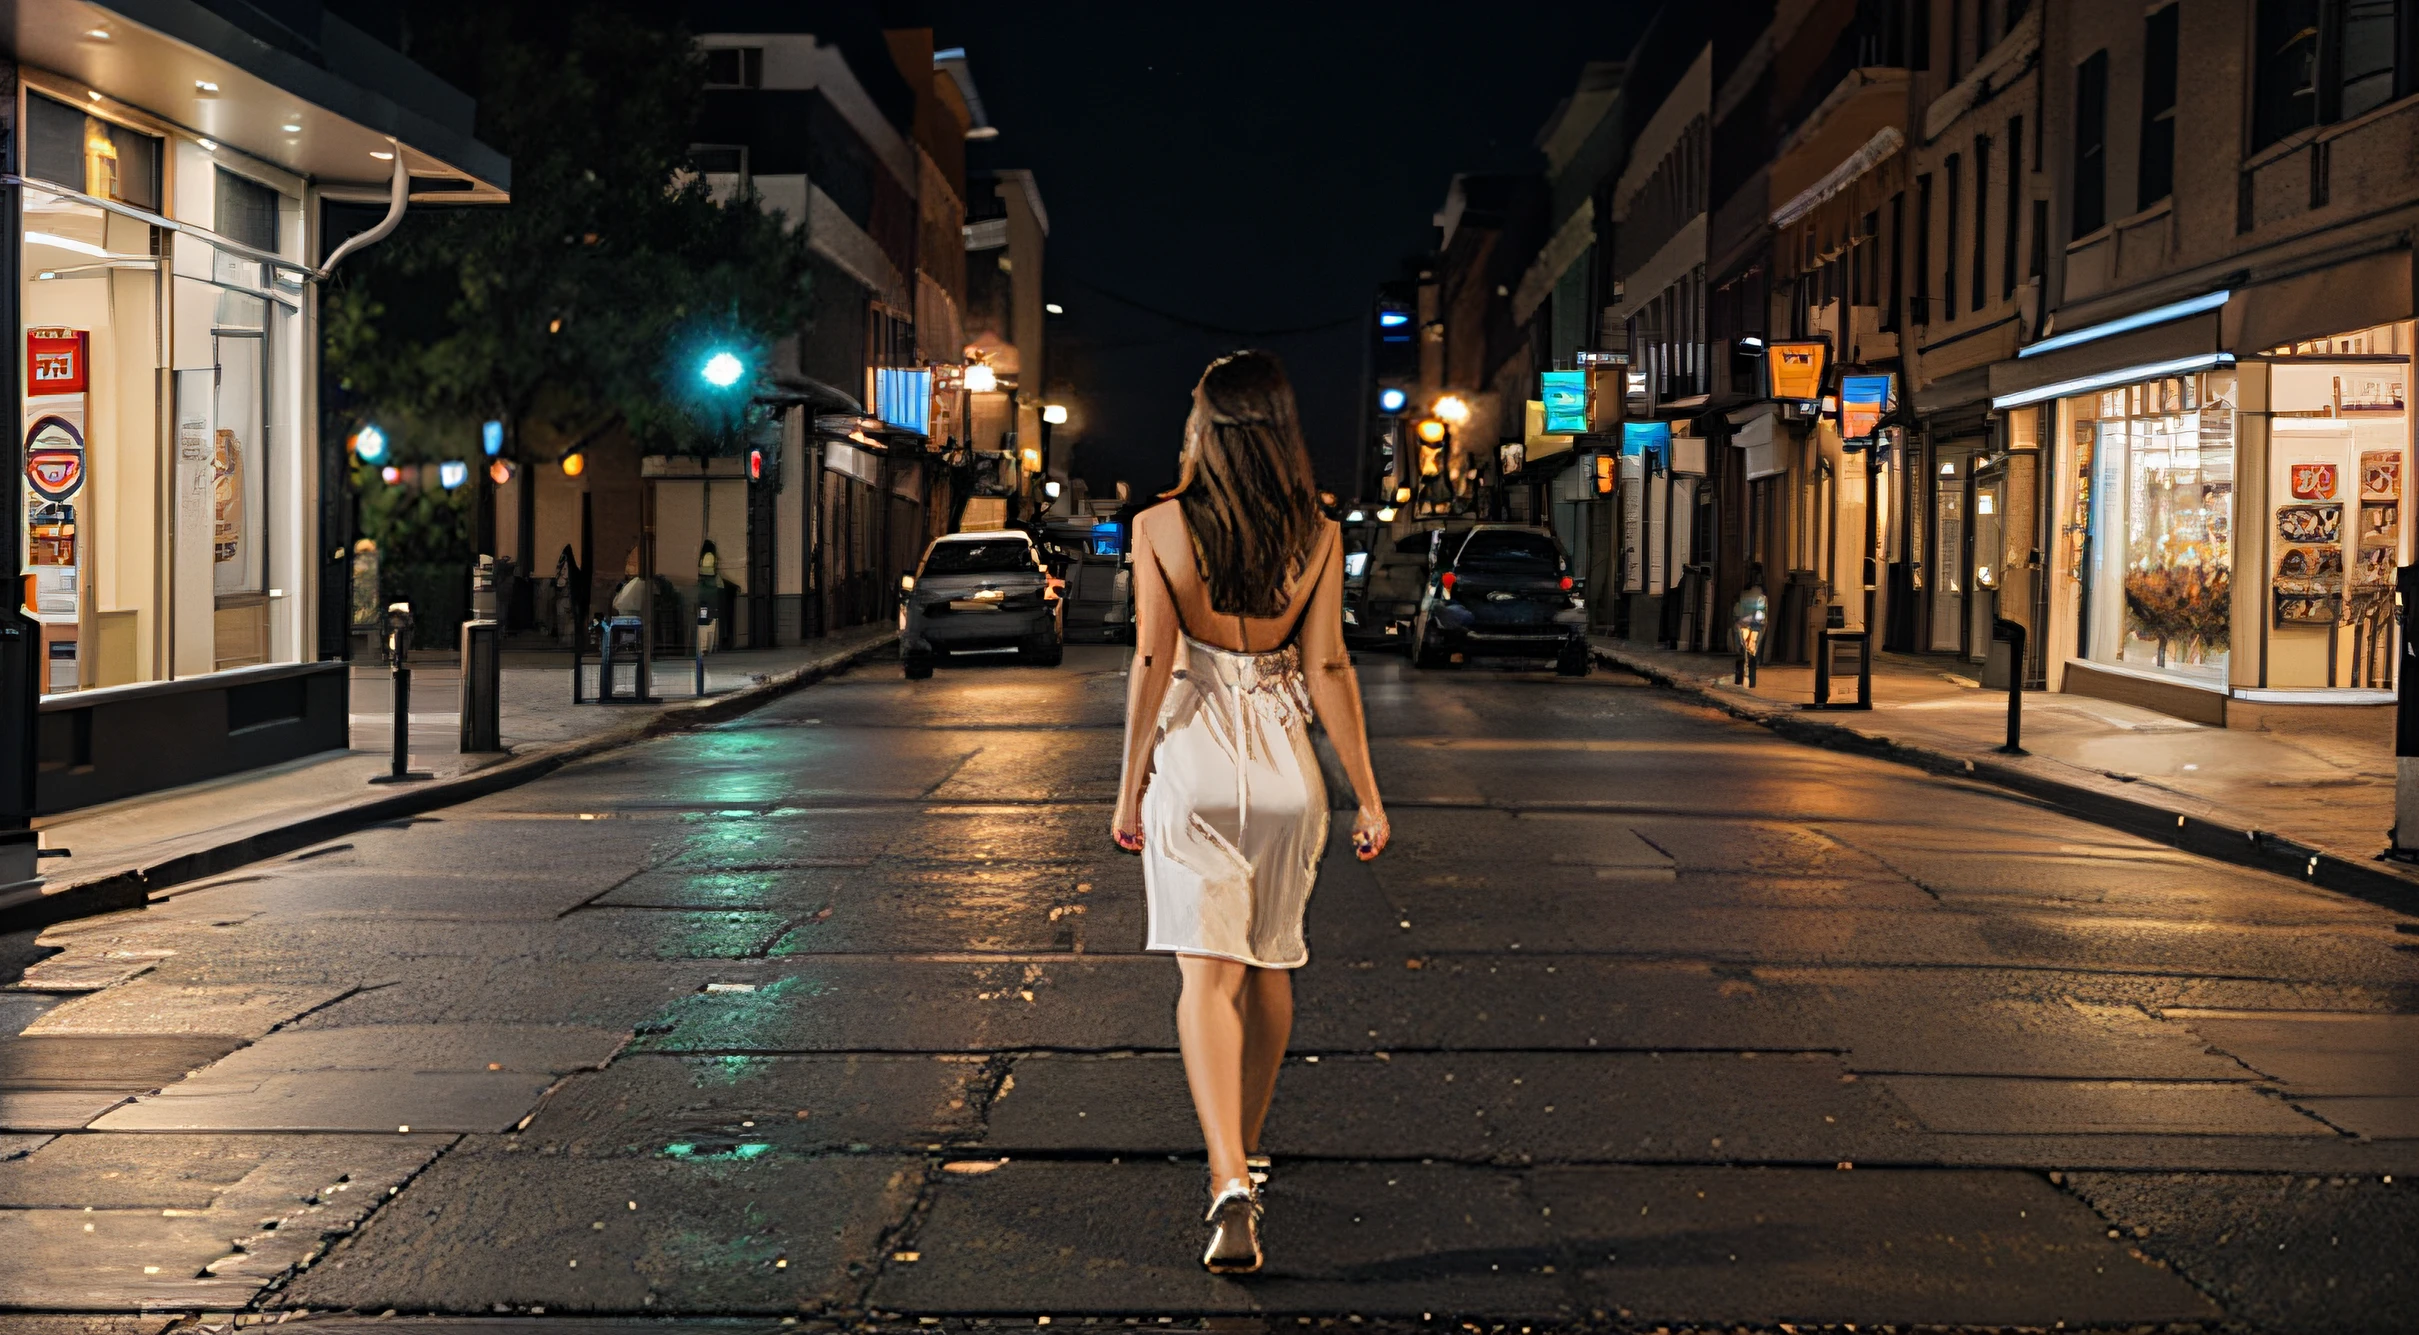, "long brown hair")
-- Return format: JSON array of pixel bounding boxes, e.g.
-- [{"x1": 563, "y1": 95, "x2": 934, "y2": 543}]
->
[{"x1": 1165, "y1": 350, "x2": 1321, "y2": 618}]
